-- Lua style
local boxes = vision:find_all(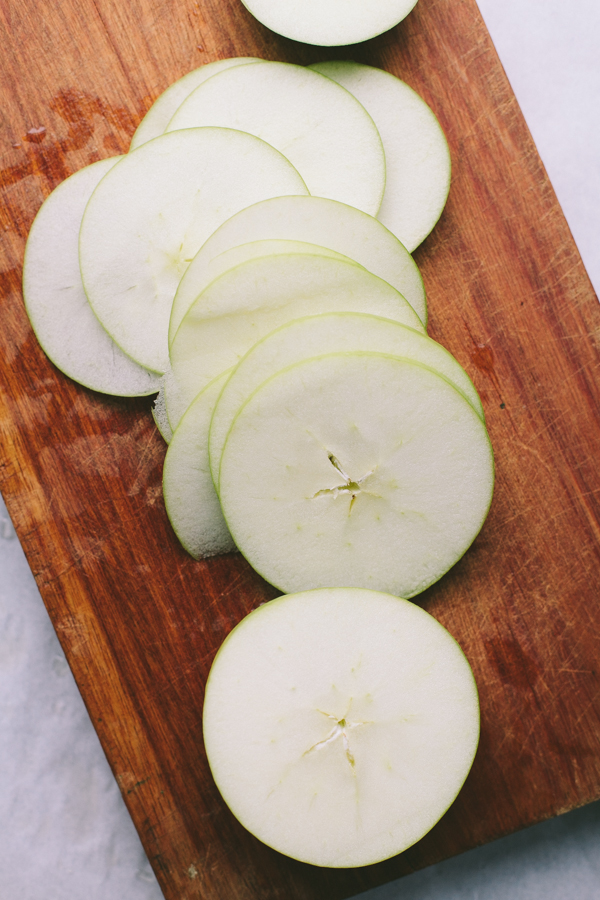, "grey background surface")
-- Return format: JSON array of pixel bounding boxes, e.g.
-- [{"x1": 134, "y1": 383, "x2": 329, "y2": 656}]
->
[{"x1": 1, "y1": 1, "x2": 599, "y2": 896}]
